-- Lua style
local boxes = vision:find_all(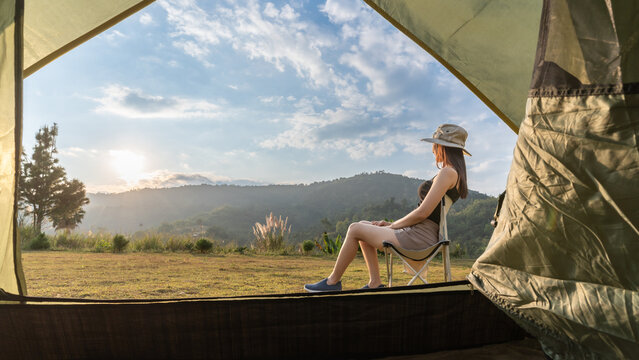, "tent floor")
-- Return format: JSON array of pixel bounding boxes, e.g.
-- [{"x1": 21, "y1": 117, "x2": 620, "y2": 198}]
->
[{"x1": 377, "y1": 338, "x2": 545, "y2": 360}]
